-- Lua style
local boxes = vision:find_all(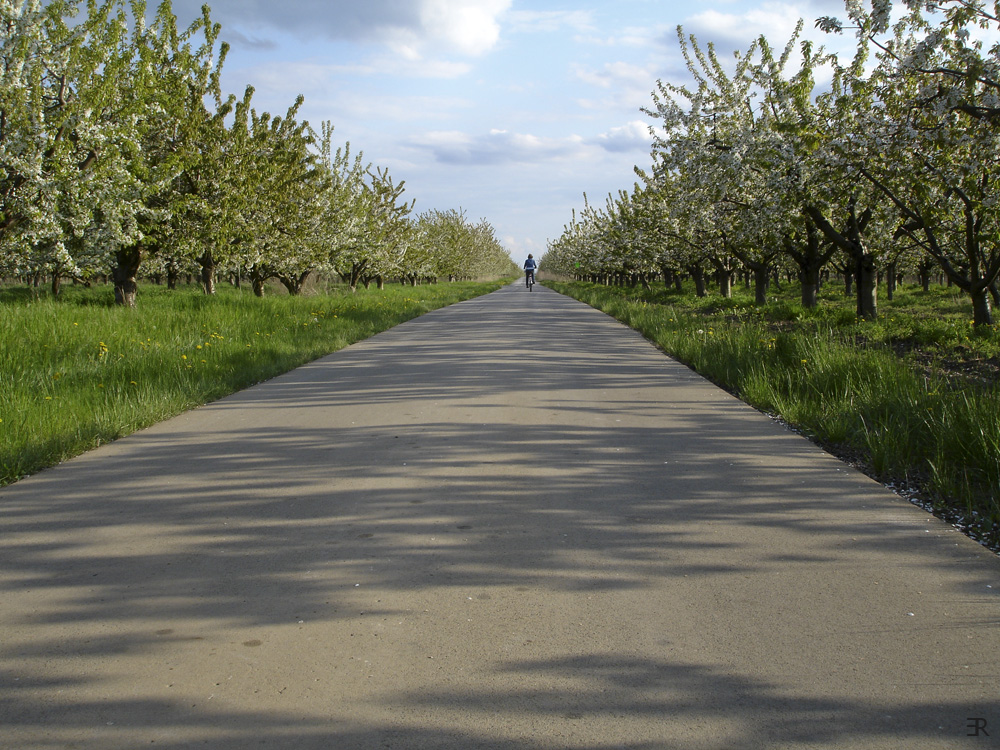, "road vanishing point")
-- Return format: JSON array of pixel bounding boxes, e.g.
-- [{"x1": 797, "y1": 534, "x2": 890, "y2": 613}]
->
[{"x1": 1, "y1": 283, "x2": 998, "y2": 749}]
